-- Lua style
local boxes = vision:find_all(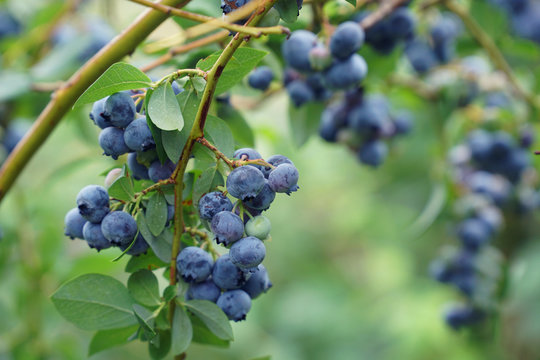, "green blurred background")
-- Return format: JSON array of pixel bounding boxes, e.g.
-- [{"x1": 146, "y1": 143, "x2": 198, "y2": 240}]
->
[{"x1": 1, "y1": 0, "x2": 540, "y2": 359}]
